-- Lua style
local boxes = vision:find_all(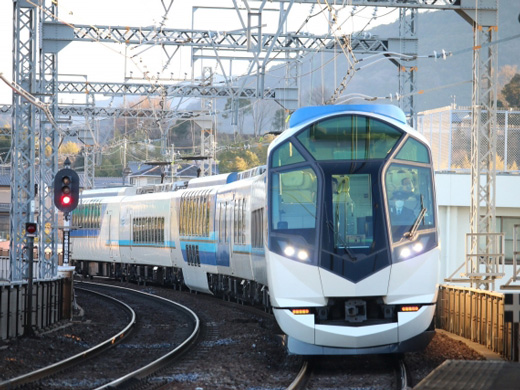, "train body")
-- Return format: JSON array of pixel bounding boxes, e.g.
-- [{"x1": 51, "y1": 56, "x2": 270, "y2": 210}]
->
[{"x1": 71, "y1": 104, "x2": 439, "y2": 355}]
